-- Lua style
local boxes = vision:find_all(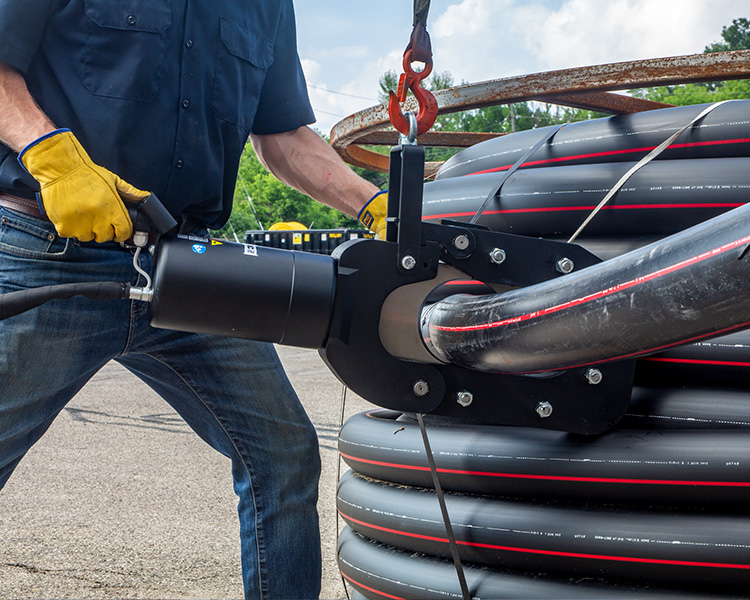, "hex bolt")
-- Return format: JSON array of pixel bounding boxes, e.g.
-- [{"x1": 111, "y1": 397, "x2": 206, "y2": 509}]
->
[
  {"x1": 456, "y1": 390, "x2": 474, "y2": 407},
  {"x1": 536, "y1": 401, "x2": 553, "y2": 418},
  {"x1": 401, "y1": 255, "x2": 416, "y2": 270},
  {"x1": 453, "y1": 234, "x2": 470, "y2": 251},
  {"x1": 413, "y1": 380, "x2": 430, "y2": 397},
  {"x1": 556, "y1": 257, "x2": 575, "y2": 274},
  {"x1": 586, "y1": 368, "x2": 603, "y2": 385},
  {"x1": 489, "y1": 248, "x2": 506, "y2": 265}
]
